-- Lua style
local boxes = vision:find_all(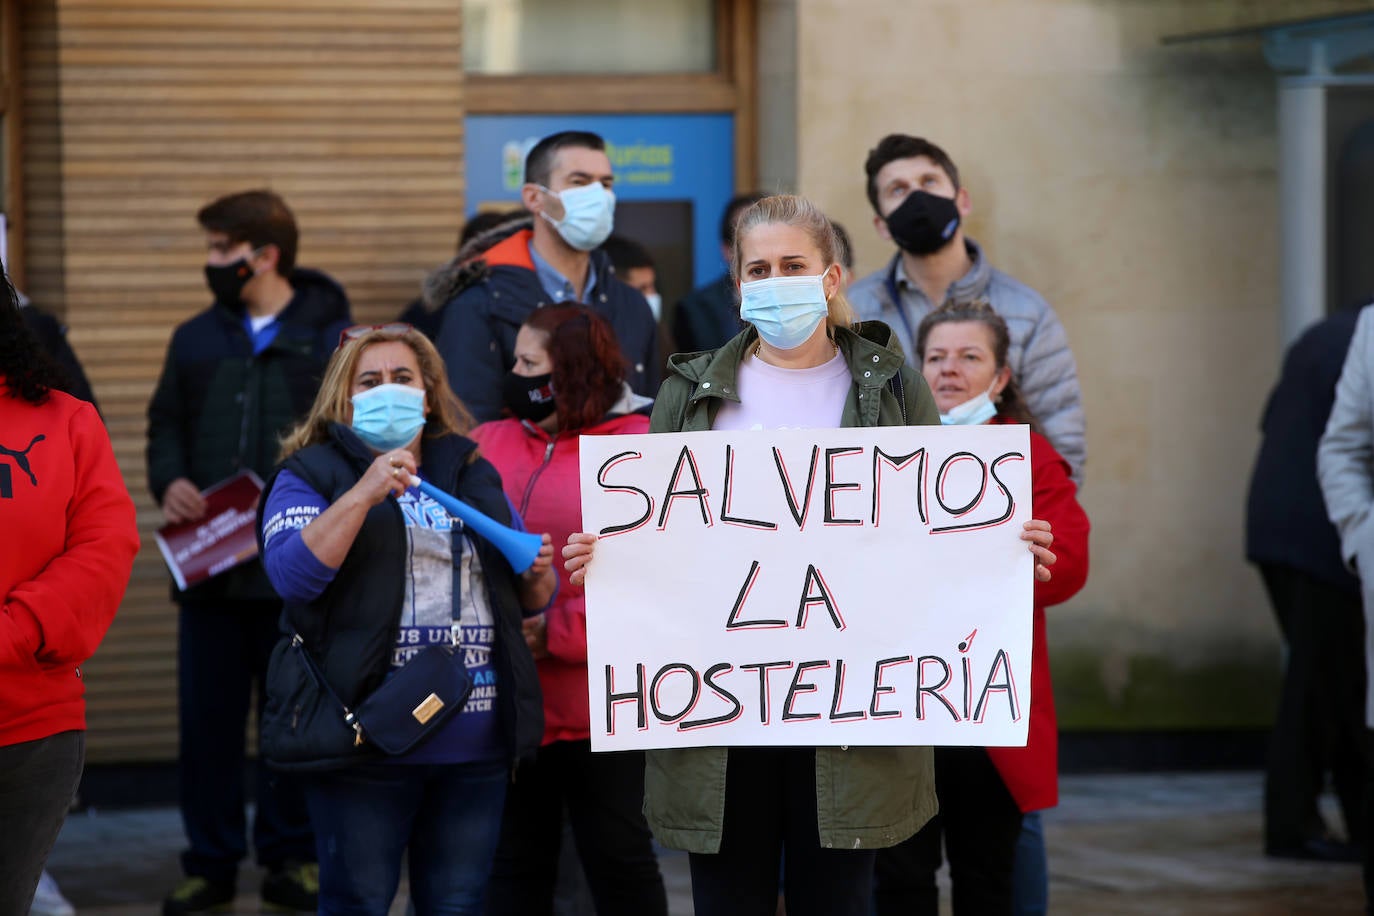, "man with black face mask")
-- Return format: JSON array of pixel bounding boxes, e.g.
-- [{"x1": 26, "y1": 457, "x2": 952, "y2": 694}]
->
[
  {"x1": 146, "y1": 190, "x2": 352, "y2": 915},
  {"x1": 849, "y1": 134, "x2": 1085, "y2": 486}
]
